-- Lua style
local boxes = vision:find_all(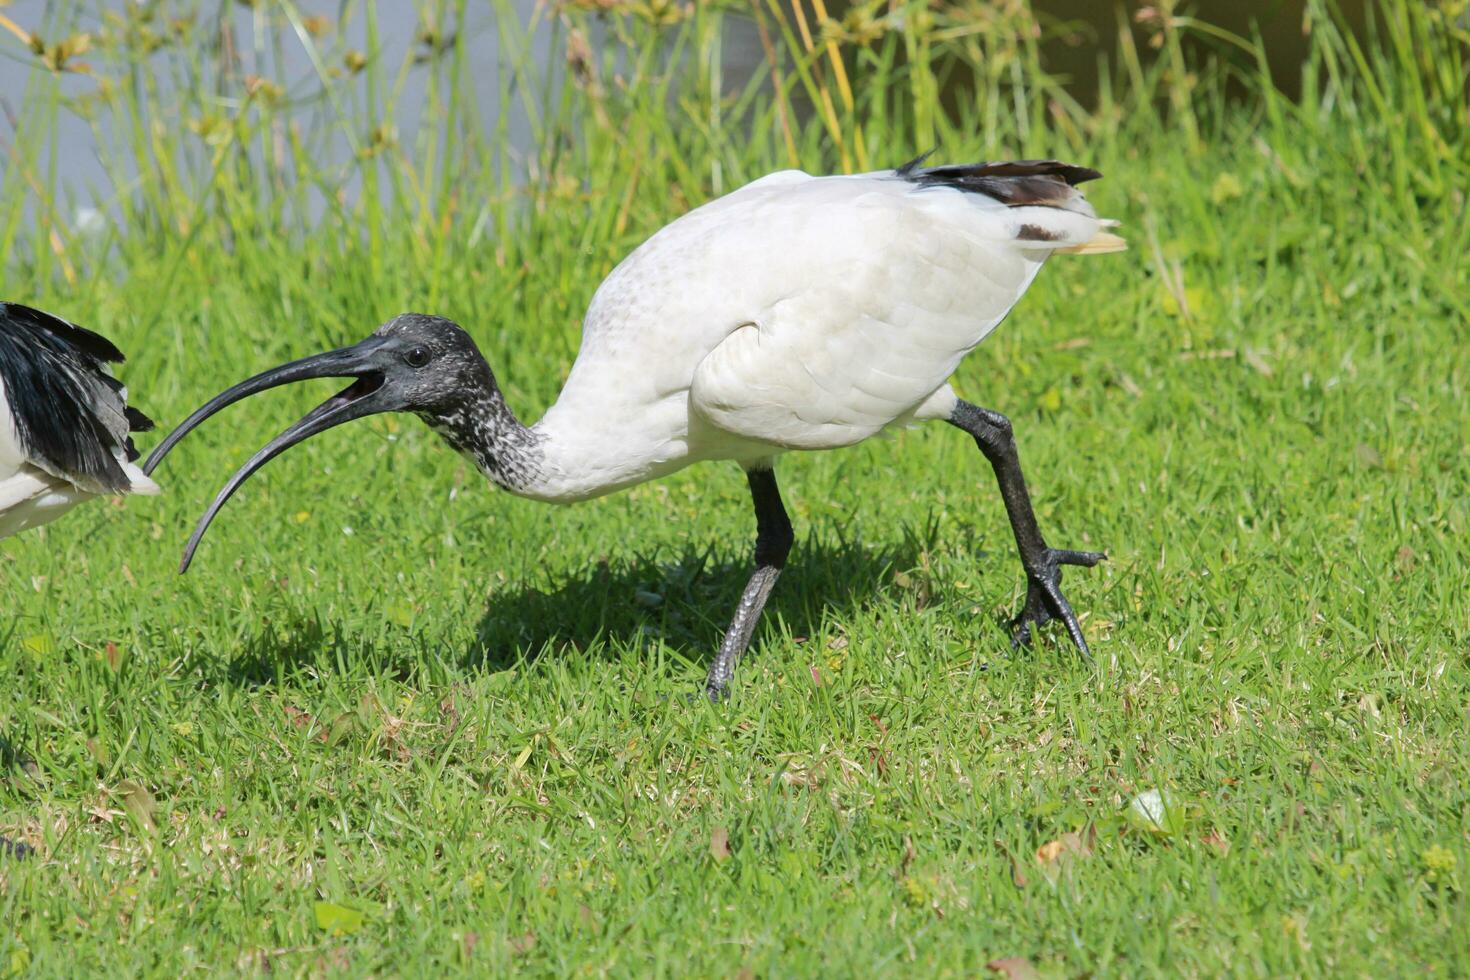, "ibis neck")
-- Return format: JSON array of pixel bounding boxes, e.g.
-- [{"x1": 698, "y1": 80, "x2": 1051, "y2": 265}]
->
[{"x1": 419, "y1": 382, "x2": 545, "y2": 495}]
